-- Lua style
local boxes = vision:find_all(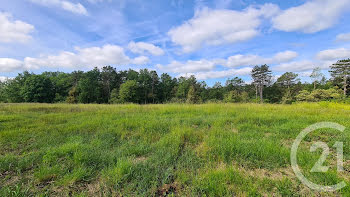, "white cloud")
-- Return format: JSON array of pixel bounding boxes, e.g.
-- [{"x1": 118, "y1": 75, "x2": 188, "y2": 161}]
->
[
  {"x1": 218, "y1": 50, "x2": 298, "y2": 67},
  {"x1": 0, "y1": 58, "x2": 25, "y2": 72},
  {"x1": 157, "y1": 50, "x2": 297, "y2": 74},
  {"x1": 179, "y1": 67, "x2": 252, "y2": 80},
  {"x1": 336, "y1": 33, "x2": 350, "y2": 42},
  {"x1": 0, "y1": 12, "x2": 34, "y2": 43},
  {"x1": 272, "y1": 0, "x2": 350, "y2": 33},
  {"x1": 86, "y1": 0, "x2": 111, "y2": 3},
  {"x1": 24, "y1": 44, "x2": 149, "y2": 69},
  {"x1": 128, "y1": 41, "x2": 164, "y2": 56},
  {"x1": 274, "y1": 61, "x2": 316, "y2": 72},
  {"x1": 316, "y1": 48, "x2": 350, "y2": 60},
  {"x1": 0, "y1": 76, "x2": 14, "y2": 82},
  {"x1": 157, "y1": 59, "x2": 215, "y2": 73},
  {"x1": 168, "y1": 3, "x2": 280, "y2": 52},
  {"x1": 273, "y1": 60, "x2": 335, "y2": 72},
  {"x1": 29, "y1": 0, "x2": 88, "y2": 15},
  {"x1": 0, "y1": 44, "x2": 149, "y2": 72}
]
